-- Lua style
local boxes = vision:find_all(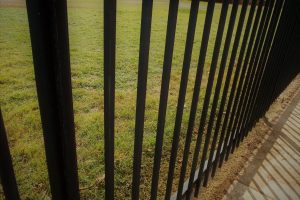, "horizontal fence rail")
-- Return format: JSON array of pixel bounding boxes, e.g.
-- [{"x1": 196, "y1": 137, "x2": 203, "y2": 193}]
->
[{"x1": 1, "y1": 0, "x2": 300, "y2": 199}]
